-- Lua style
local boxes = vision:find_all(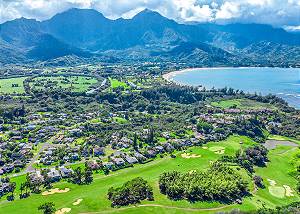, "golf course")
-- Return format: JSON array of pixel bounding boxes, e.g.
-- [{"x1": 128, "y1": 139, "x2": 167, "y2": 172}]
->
[{"x1": 1, "y1": 135, "x2": 299, "y2": 214}]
